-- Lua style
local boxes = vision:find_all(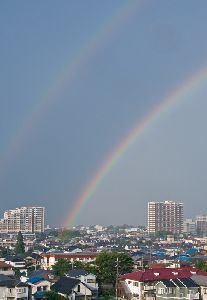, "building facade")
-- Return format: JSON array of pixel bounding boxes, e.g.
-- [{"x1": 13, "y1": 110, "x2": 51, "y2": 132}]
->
[
  {"x1": 0, "y1": 207, "x2": 45, "y2": 233},
  {"x1": 183, "y1": 218, "x2": 196, "y2": 235},
  {"x1": 196, "y1": 215, "x2": 207, "y2": 237},
  {"x1": 148, "y1": 201, "x2": 183, "y2": 235}
]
